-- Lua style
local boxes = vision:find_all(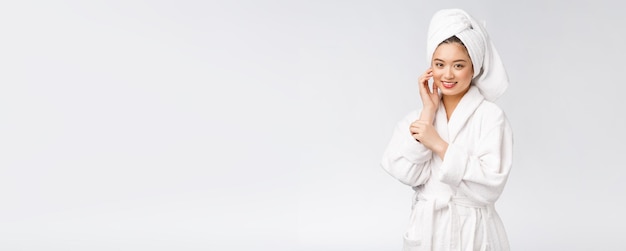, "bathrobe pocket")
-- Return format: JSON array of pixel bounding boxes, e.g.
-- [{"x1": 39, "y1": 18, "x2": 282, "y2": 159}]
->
[{"x1": 403, "y1": 201, "x2": 424, "y2": 251}]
